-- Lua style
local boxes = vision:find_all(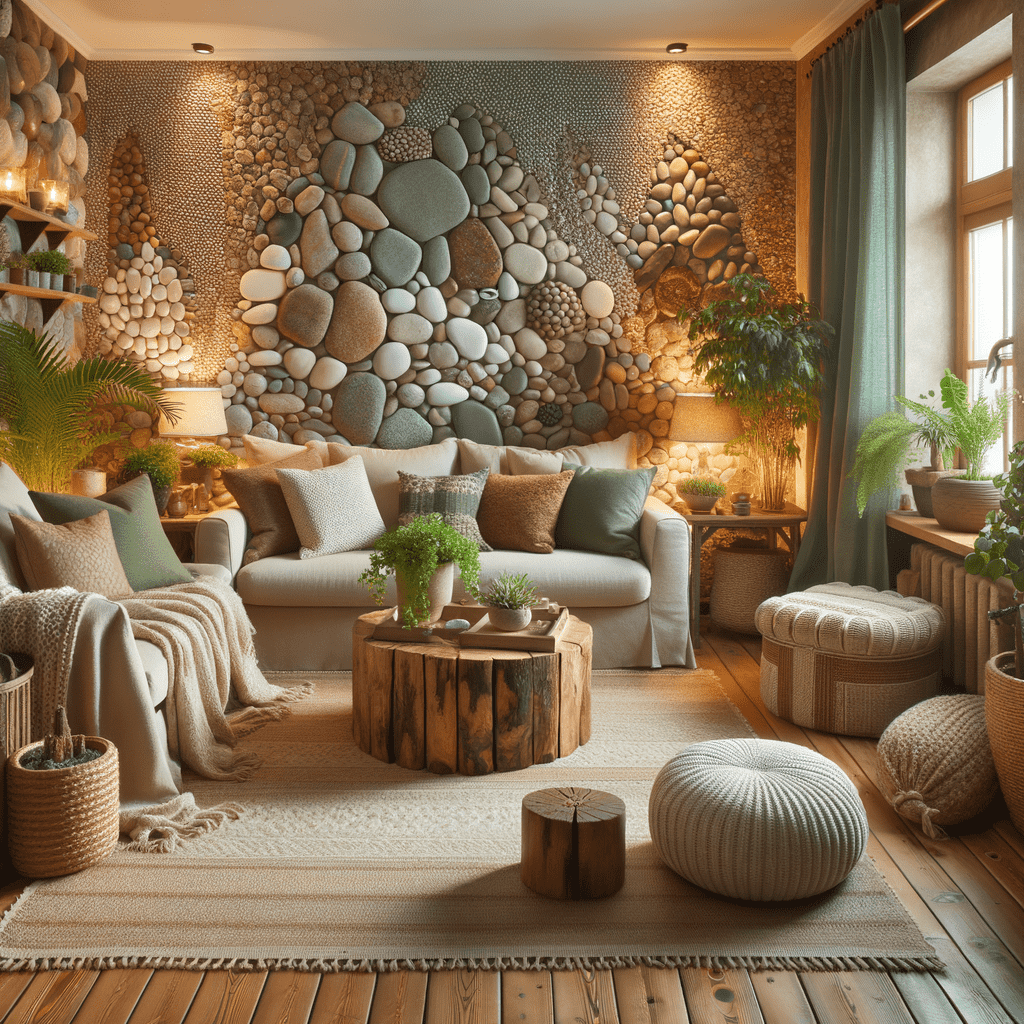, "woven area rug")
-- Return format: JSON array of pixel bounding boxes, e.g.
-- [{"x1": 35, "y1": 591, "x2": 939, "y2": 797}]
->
[{"x1": 0, "y1": 670, "x2": 941, "y2": 973}]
